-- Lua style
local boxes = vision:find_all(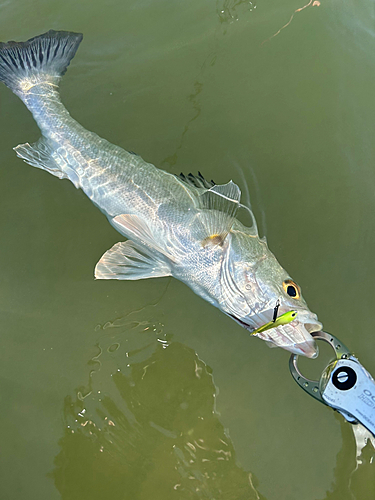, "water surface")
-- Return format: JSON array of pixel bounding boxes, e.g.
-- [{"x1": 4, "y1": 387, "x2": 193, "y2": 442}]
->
[{"x1": 1, "y1": 1, "x2": 375, "y2": 499}]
